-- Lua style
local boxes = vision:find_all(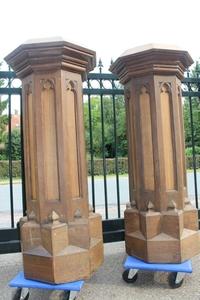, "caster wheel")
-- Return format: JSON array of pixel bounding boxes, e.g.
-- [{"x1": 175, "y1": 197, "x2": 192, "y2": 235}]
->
[
  {"x1": 50, "y1": 290, "x2": 70, "y2": 300},
  {"x1": 12, "y1": 288, "x2": 30, "y2": 300},
  {"x1": 168, "y1": 272, "x2": 184, "y2": 289},
  {"x1": 122, "y1": 269, "x2": 138, "y2": 283},
  {"x1": 12, "y1": 288, "x2": 22, "y2": 300},
  {"x1": 62, "y1": 291, "x2": 70, "y2": 300}
]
